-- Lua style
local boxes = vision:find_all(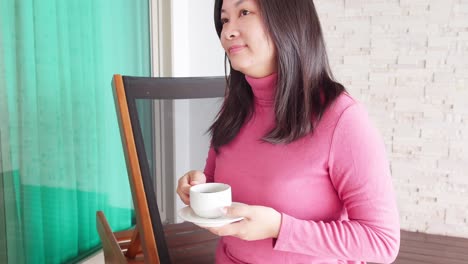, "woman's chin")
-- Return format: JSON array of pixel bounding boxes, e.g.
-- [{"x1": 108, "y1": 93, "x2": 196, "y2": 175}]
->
[{"x1": 230, "y1": 64, "x2": 250, "y2": 75}]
